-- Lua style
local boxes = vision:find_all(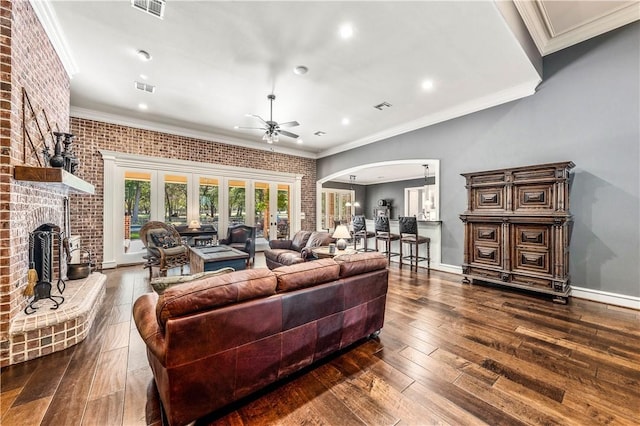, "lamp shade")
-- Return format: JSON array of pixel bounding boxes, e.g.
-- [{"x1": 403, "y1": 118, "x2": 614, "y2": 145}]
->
[
  {"x1": 332, "y1": 224, "x2": 351, "y2": 250},
  {"x1": 332, "y1": 224, "x2": 351, "y2": 240},
  {"x1": 188, "y1": 219, "x2": 201, "y2": 230}
]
